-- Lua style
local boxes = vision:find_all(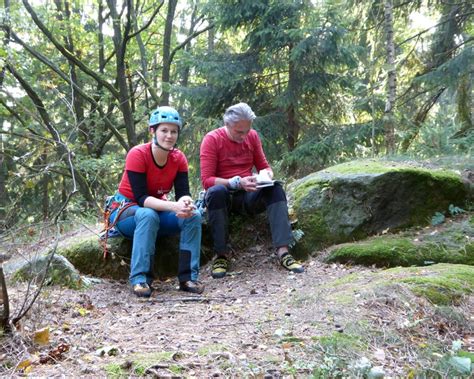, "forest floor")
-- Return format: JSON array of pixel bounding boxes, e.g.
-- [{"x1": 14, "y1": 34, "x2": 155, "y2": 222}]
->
[{"x1": 1, "y1": 222, "x2": 473, "y2": 378}]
